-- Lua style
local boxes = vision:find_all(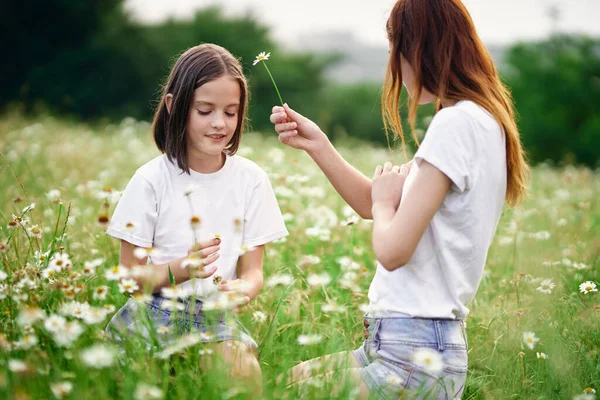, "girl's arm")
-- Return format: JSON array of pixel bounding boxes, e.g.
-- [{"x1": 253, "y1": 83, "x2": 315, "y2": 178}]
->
[
  {"x1": 119, "y1": 238, "x2": 220, "y2": 294},
  {"x1": 217, "y1": 245, "x2": 264, "y2": 313},
  {"x1": 271, "y1": 104, "x2": 374, "y2": 219},
  {"x1": 371, "y1": 160, "x2": 450, "y2": 271}
]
